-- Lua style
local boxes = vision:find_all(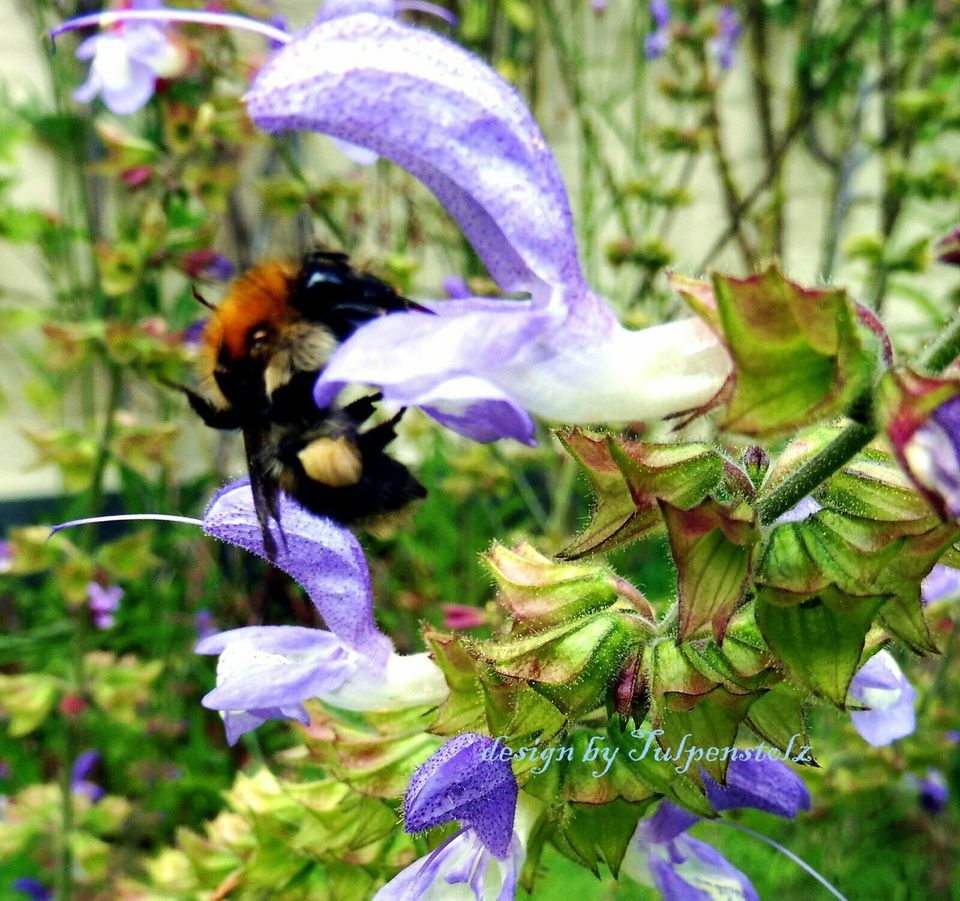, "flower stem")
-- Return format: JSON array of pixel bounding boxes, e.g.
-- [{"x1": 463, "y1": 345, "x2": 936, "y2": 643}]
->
[
  {"x1": 755, "y1": 420, "x2": 875, "y2": 526},
  {"x1": 917, "y1": 307, "x2": 960, "y2": 374}
]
